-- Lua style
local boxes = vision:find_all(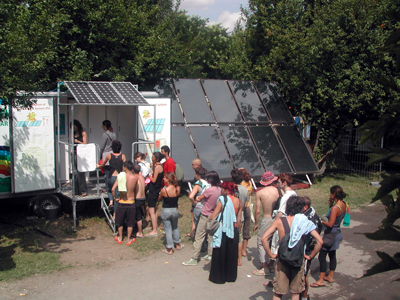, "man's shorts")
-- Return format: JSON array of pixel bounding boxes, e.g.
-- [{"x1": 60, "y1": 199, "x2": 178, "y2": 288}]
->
[
  {"x1": 273, "y1": 259, "x2": 305, "y2": 295},
  {"x1": 135, "y1": 197, "x2": 146, "y2": 222},
  {"x1": 115, "y1": 203, "x2": 136, "y2": 228}
]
